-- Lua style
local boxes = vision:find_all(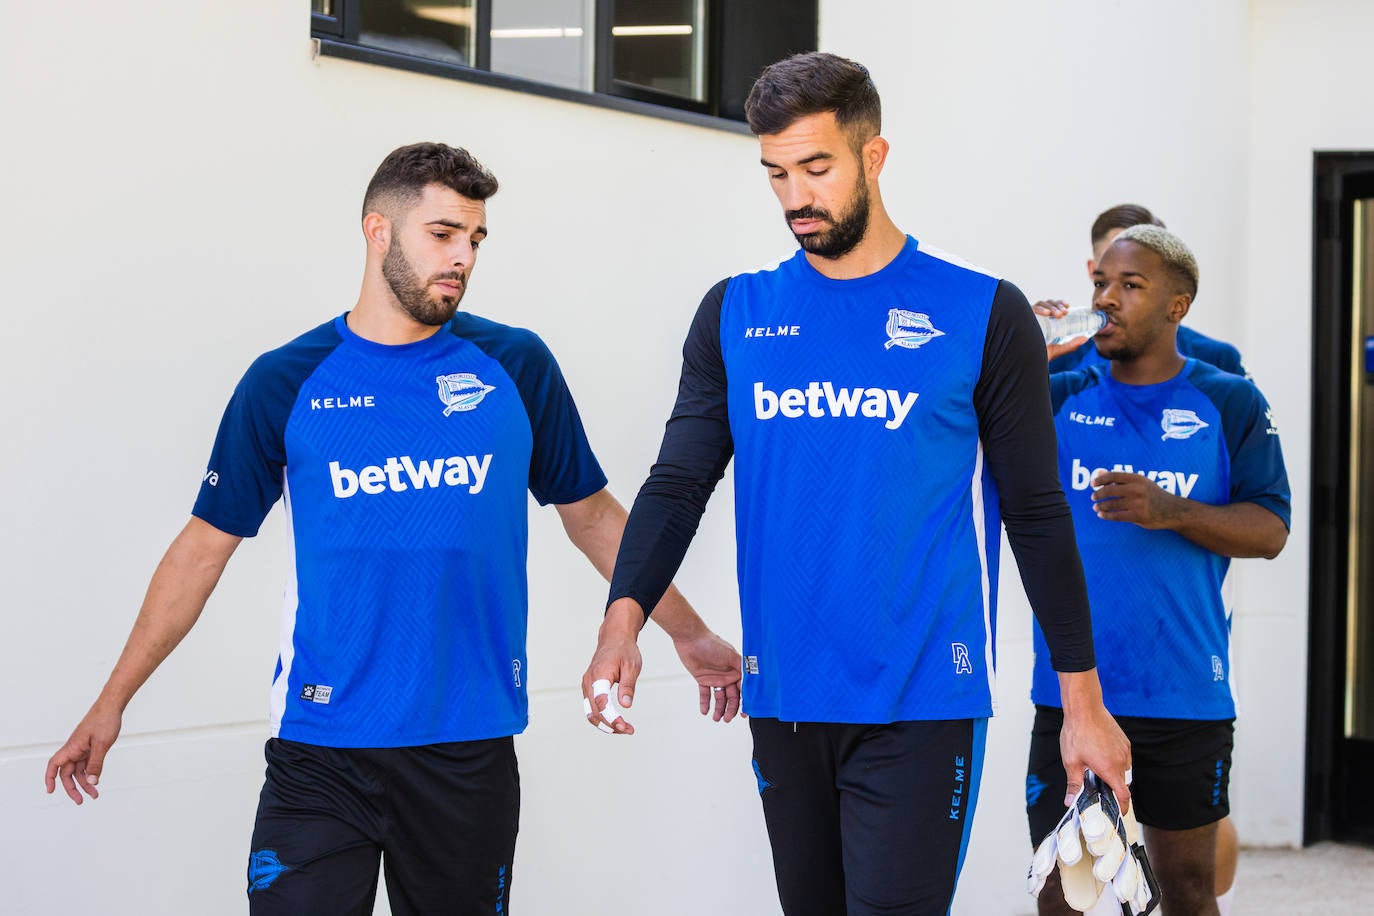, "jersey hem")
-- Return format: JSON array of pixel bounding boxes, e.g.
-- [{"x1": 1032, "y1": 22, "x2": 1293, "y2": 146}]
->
[
  {"x1": 1030, "y1": 698, "x2": 1237, "y2": 721},
  {"x1": 275, "y1": 716, "x2": 529, "y2": 748},
  {"x1": 746, "y1": 703, "x2": 995, "y2": 724}
]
